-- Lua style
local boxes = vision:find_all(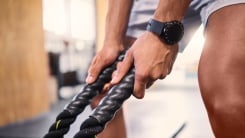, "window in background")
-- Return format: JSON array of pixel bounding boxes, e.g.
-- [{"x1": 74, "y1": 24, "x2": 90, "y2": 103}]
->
[
  {"x1": 42, "y1": 0, "x2": 96, "y2": 99},
  {"x1": 43, "y1": 0, "x2": 68, "y2": 36},
  {"x1": 70, "y1": 0, "x2": 96, "y2": 41}
]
